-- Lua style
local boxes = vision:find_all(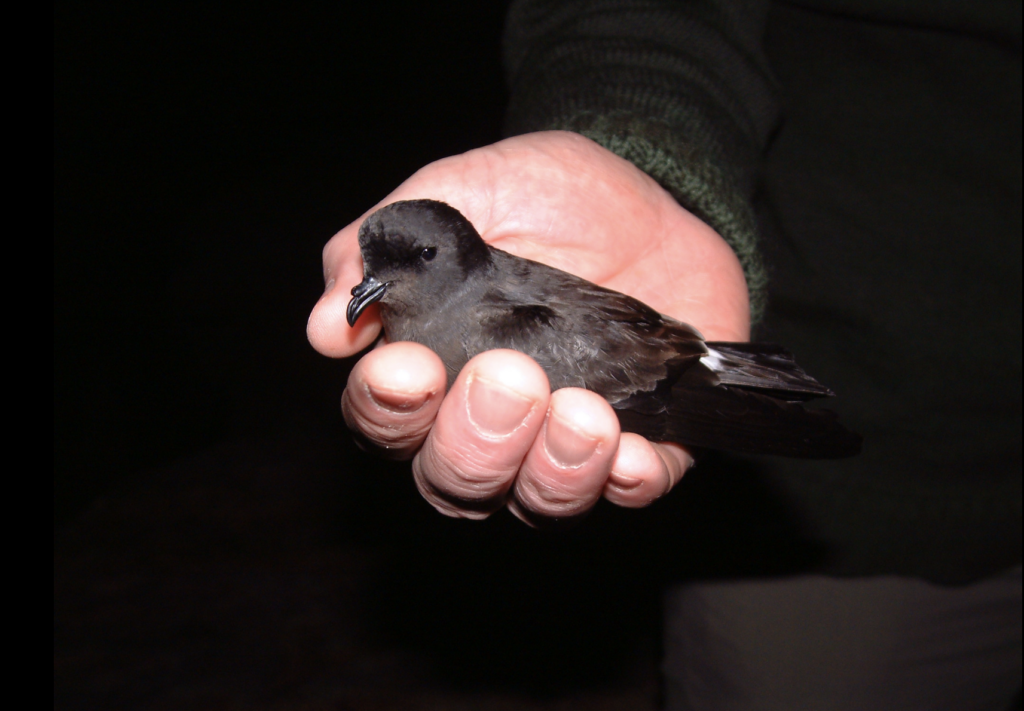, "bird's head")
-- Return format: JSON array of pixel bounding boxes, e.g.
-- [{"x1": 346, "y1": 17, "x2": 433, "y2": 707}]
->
[{"x1": 346, "y1": 199, "x2": 492, "y2": 327}]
